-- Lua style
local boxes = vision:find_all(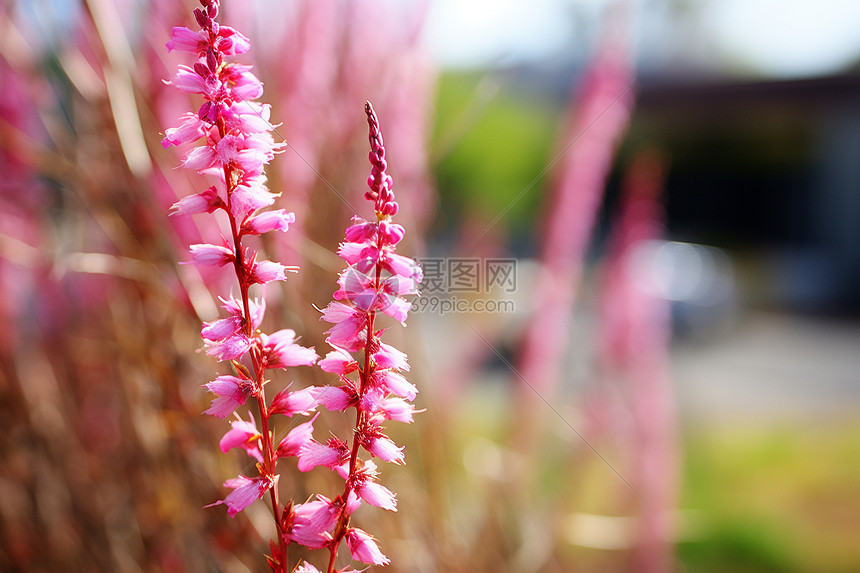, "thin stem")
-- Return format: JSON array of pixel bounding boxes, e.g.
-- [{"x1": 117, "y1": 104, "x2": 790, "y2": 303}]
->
[
  {"x1": 327, "y1": 544, "x2": 338, "y2": 573},
  {"x1": 220, "y1": 146, "x2": 287, "y2": 572},
  {"x1": 326, "y1": 234, "x2": 384, "y2": 573}
]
